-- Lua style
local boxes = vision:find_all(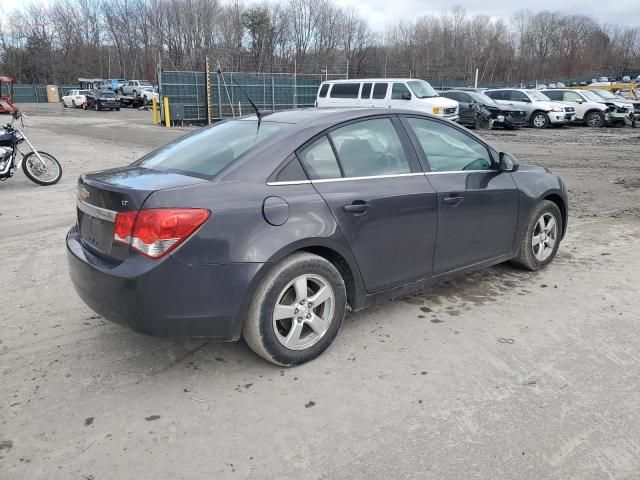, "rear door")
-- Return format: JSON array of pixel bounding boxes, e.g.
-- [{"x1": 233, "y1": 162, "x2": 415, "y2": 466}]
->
[
  {"x1": 370, "y1": 82, "x2": 389, "y2": 108},
  {"x1": 401, "y1": 116, "x2": 518, "y2": 273},
  {"x1": 298, "y1": 116, "x2": 438, "y2": 292}
]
